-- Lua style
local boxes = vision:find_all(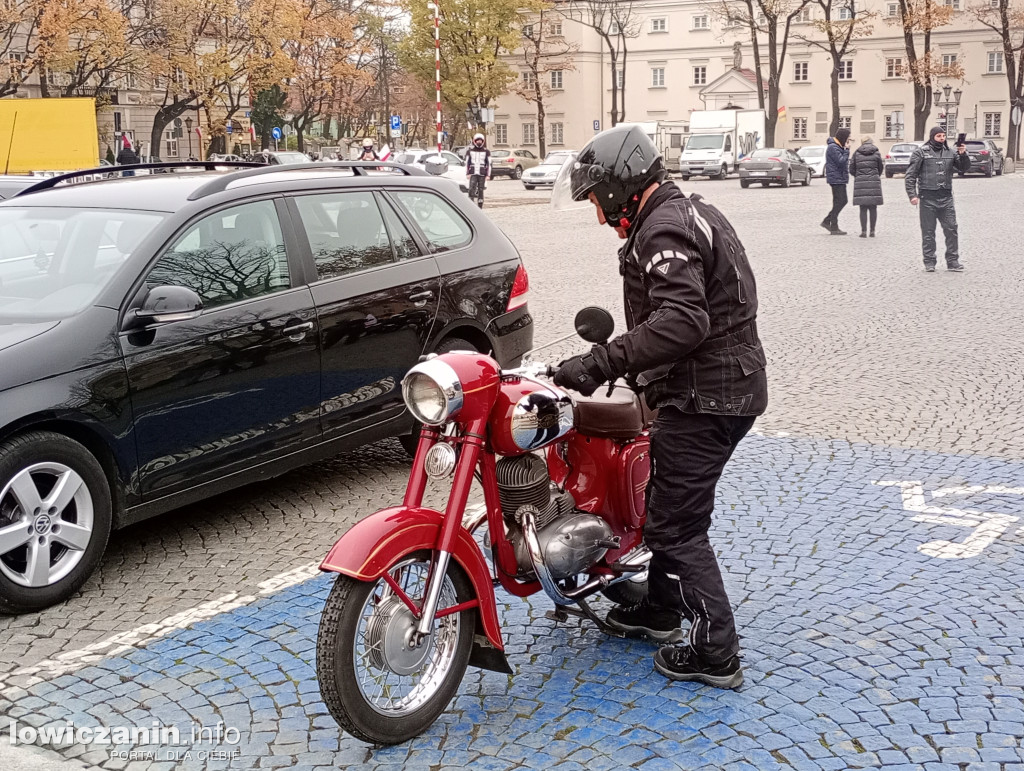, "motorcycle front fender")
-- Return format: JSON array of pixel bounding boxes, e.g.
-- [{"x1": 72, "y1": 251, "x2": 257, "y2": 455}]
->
[{"x1": 320, "y1": 506, "x2": 504, "y2": 652}]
